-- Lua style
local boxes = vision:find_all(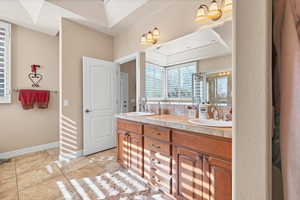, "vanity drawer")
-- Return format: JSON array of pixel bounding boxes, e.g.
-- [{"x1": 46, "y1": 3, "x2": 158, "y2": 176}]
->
[
  {"x1": 173, "y1": 129, "x2": 232, "y2": 160},
  {"x1": 144, "y1": 138, "x2": 171, "y2": 156},
  {"x1": 117, "y1": 119, "x2": 142, "y2": 134},
  {"x1": 144, "y1": 125, "x2": 171, "y2": 142},
  {"x1": 150, "y1": 168, "x2": 172, "y2": 194},
  {"x1": 150, "y1": 152, "x2": 171, "y2": 175}
]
